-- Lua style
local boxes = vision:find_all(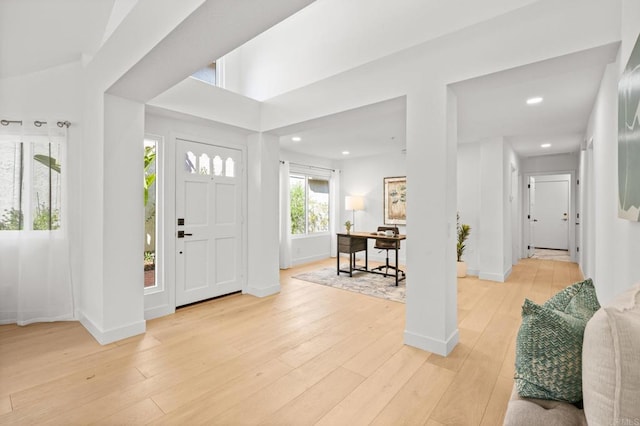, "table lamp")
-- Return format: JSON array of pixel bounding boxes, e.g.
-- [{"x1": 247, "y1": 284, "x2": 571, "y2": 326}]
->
[{"x1": 345, "y1": 195, "x2": 365, "y2": 231}]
